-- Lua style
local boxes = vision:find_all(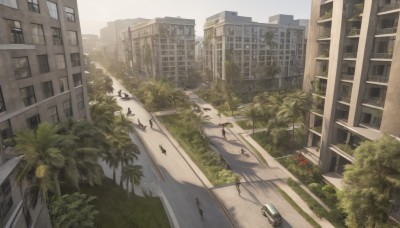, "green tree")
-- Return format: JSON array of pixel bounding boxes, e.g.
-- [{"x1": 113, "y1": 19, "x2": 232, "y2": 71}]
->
[
  {"x1": 13, "y1": 123, "x2": 66, "y2": 203},
  {"x1": 121, "y1": 164, "x2": 144, "y2": 197},
  {"x1": 90, "y1": 94, "x2": 121, "y2": 134},
  {"x1": 339, "y1": 135, "x2": 400, "y2": 228},
  {"x1": 49, "y1": 192, "x2": 98, "y2": 228},
  {"x1": 224, "y1": 93, "x2": 240, "y2": 116},
  {"x1": 224, "y1": 60, "x2": 240, "y2": 91},
  {"x1": 242, "y1": 105, "x2": 262, "y2": 134}
]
